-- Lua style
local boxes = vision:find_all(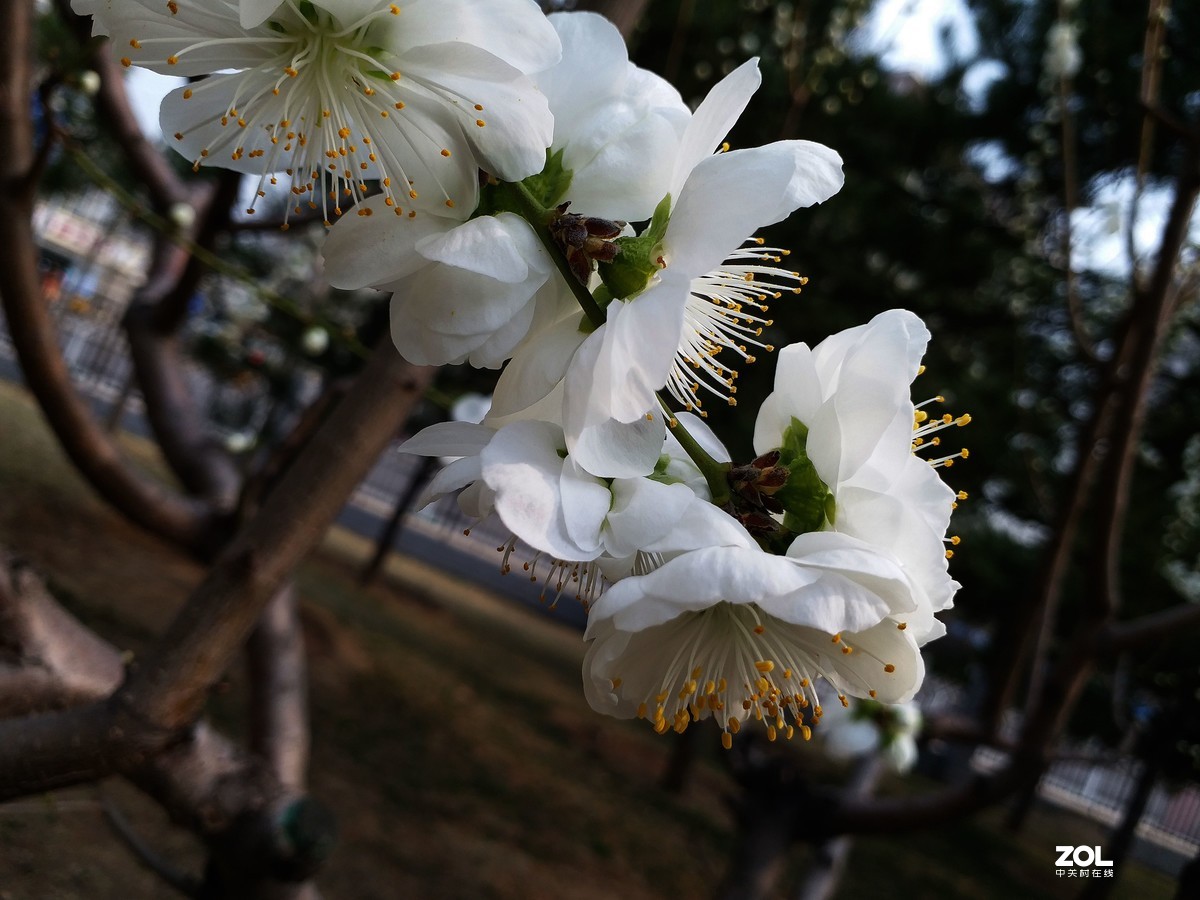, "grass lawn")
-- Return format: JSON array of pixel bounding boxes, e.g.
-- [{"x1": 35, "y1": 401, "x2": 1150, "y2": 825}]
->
[{"x1": 0, "y1": 379, "x2": 1179, "y2": 899}]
